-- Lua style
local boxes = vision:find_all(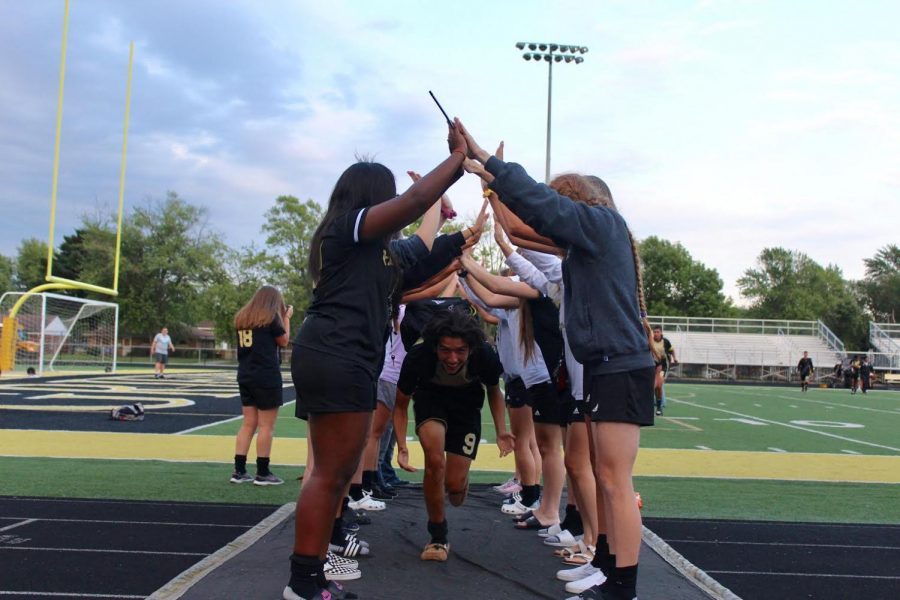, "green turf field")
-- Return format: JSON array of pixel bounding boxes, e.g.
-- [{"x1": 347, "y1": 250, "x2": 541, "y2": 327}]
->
[
  {"x1": 190, "y1": 383, "x2": 900, "y2": 457},
  {"x1": 3, "y1": 380, "x2": 898, "y2": 523}
]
